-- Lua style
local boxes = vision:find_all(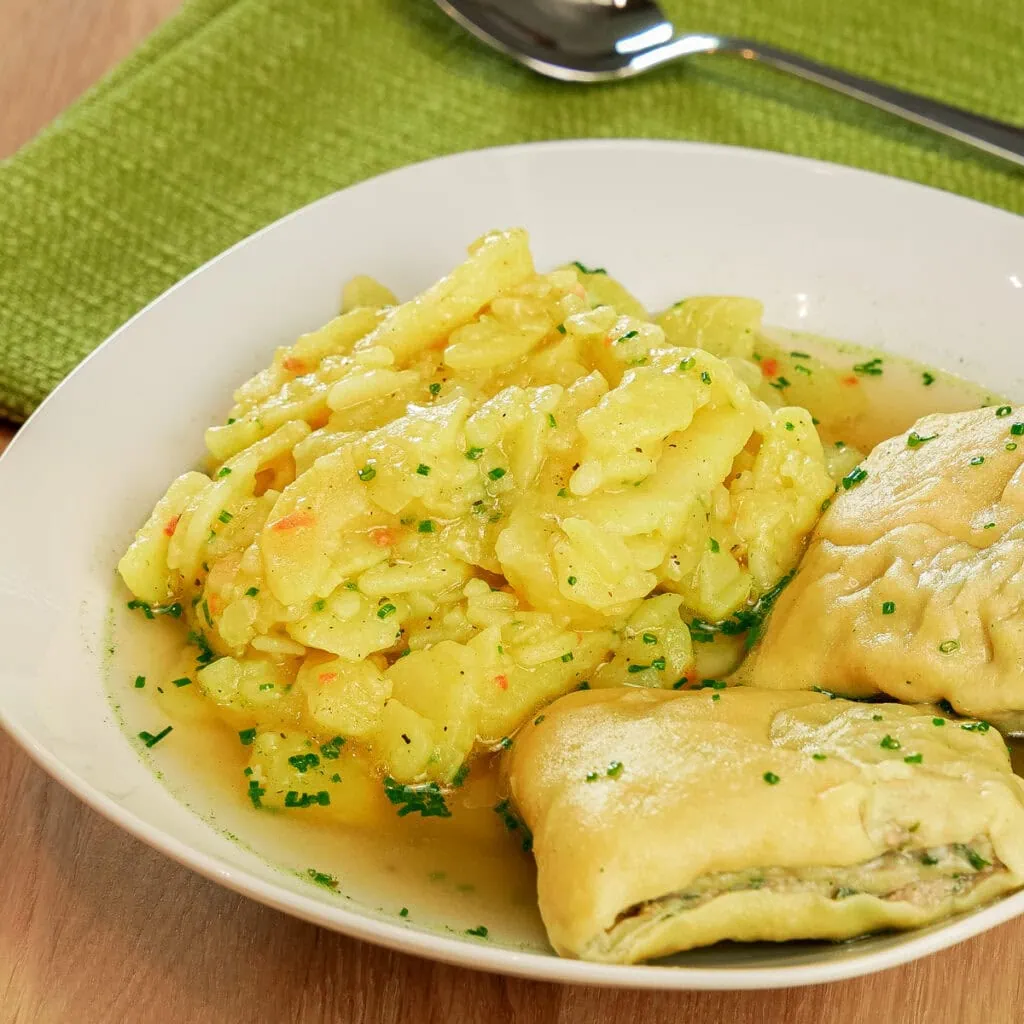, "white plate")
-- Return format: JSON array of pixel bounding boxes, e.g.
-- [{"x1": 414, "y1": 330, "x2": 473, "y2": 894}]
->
[{"x1": 1, "y1": 141, "x2": 1023, "y2": 991}]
